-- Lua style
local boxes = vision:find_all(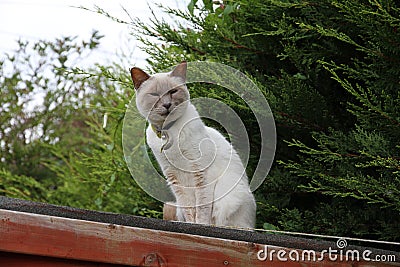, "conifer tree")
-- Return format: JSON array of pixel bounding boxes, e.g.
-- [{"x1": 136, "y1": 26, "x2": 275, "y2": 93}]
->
[{"x1": 129, "y1": 0, "x2": 400, "y2": 240}]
